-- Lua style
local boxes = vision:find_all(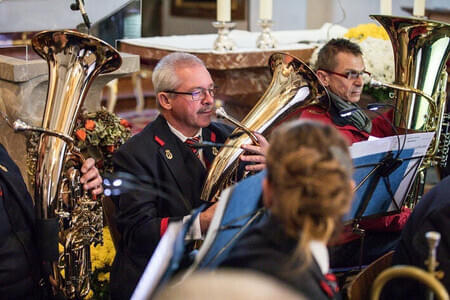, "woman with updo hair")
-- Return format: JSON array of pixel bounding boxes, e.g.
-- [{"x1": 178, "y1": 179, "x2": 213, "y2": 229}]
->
[{"x1": 219, "y1": 120, "x2": 354, "y2": 300}]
